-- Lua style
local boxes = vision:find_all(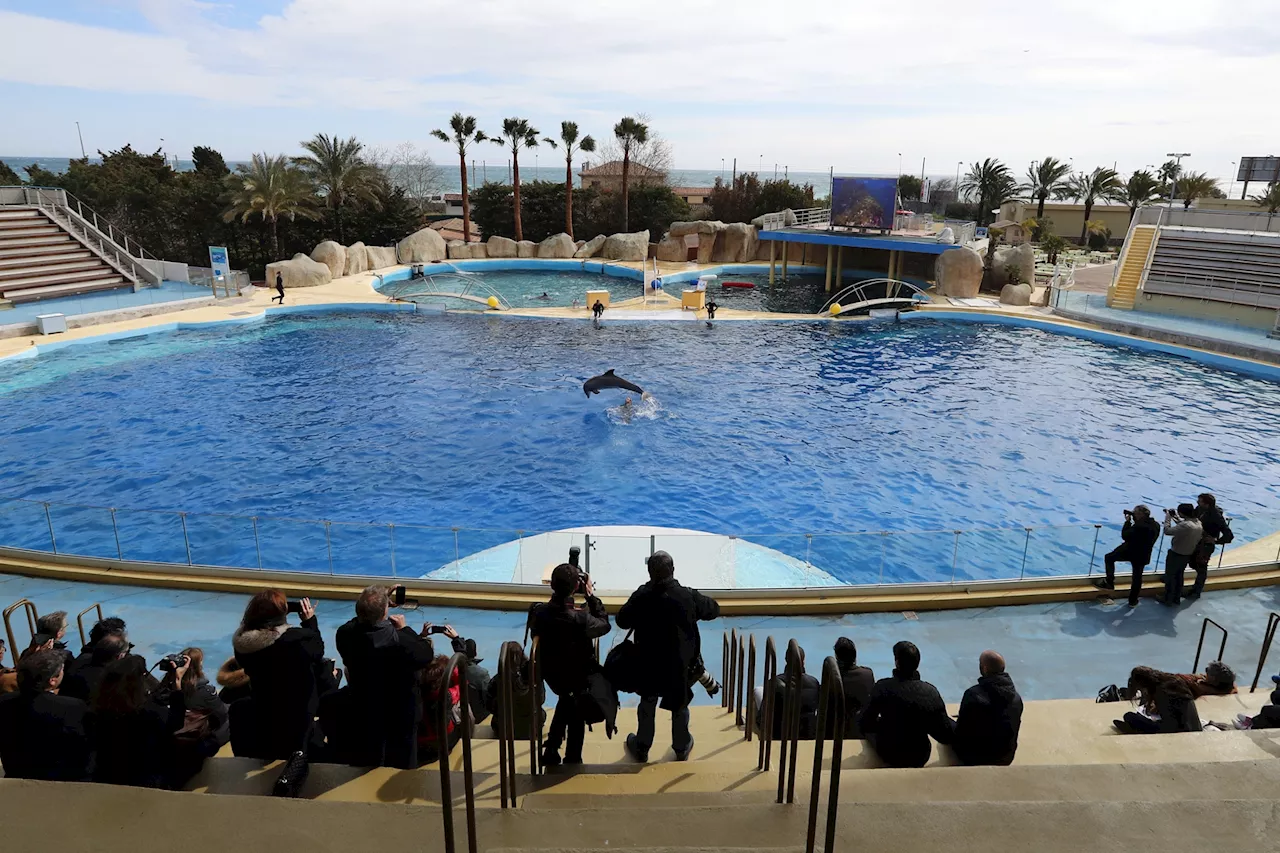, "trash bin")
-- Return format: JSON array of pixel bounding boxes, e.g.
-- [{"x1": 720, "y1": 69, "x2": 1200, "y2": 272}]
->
[{"x1": 36, "y1": 313, "x2": 67, "y2": 335}]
